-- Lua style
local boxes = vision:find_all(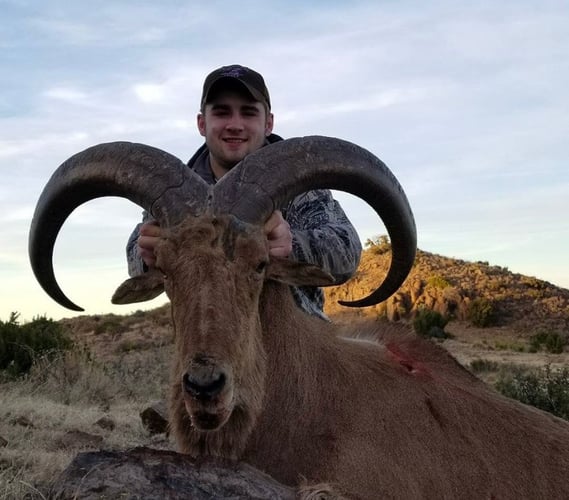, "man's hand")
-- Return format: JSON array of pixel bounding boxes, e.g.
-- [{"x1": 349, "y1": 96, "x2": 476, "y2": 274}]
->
[
  {"x1": 264, "y1": 210, "x2": 292, "y2": 257},
  {"x1": 138, "y1": 220, "x2": 162, "y2": 268},
  {"x1": 139, "y1": 212, "x2": 291, "y2": 268}
]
